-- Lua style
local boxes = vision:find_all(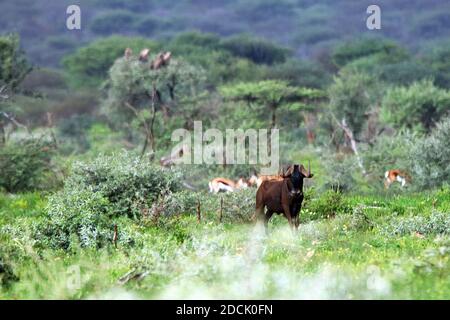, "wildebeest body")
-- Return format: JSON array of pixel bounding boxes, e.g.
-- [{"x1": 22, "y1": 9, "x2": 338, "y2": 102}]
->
[{"x1": 254, "y1": 164, "x2": 312, "y2": 231}]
